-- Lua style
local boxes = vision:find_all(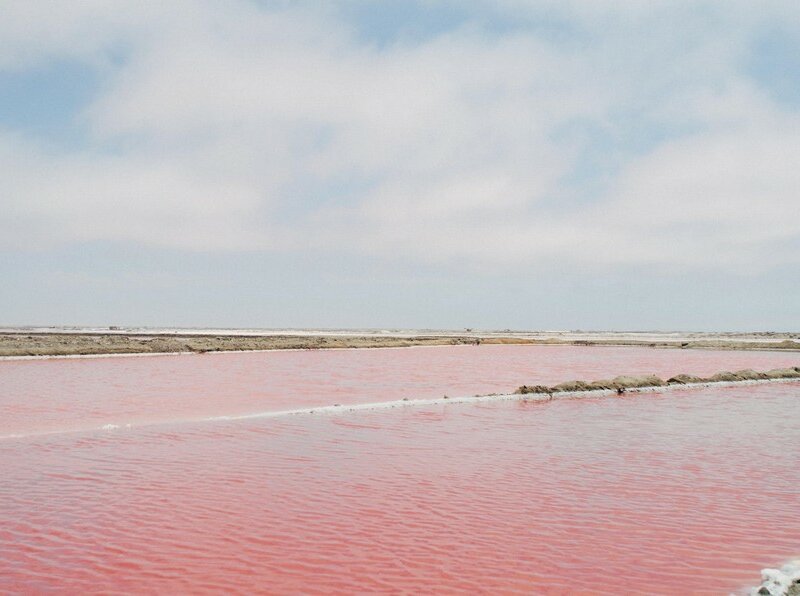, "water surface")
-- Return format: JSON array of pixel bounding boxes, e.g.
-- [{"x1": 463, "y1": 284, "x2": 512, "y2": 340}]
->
[
  {"x1": 2, "y1": 344, "x2": 798, "y2": 437},
  {"x1": 1, "y1": 346, "x2": 799, "y2": 594}
]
